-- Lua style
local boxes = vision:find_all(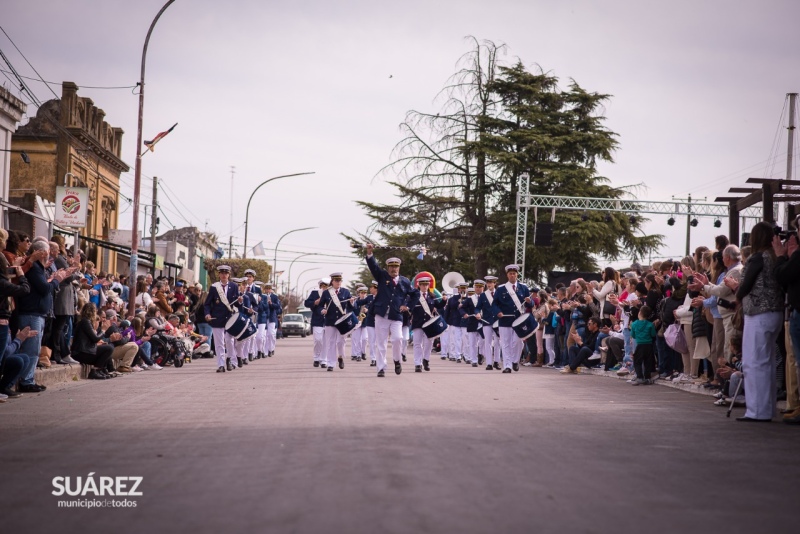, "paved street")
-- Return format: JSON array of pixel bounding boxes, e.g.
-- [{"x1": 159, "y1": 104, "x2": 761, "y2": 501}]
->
[{"x1": 1, "y1": 336, "x2": 796, "y2": 534}]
